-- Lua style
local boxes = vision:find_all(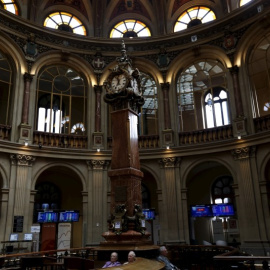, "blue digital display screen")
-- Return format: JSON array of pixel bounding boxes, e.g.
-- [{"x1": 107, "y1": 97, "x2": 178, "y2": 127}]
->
[
  {"x1": 212, "y1": 204, "x2": 235, "y2": 216},
  {"x1": 37, "y1": 212, "x2": 58, "y2": 223},
  {"x1": 142, "y1": 209, "x2": 155, "y2": 220},
  {"x1": 191, "y1": 205, "x2": 213, "y2": 217},
  {"x1": 59, "y1": 211, "x2": 79, "y2": 222}
]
